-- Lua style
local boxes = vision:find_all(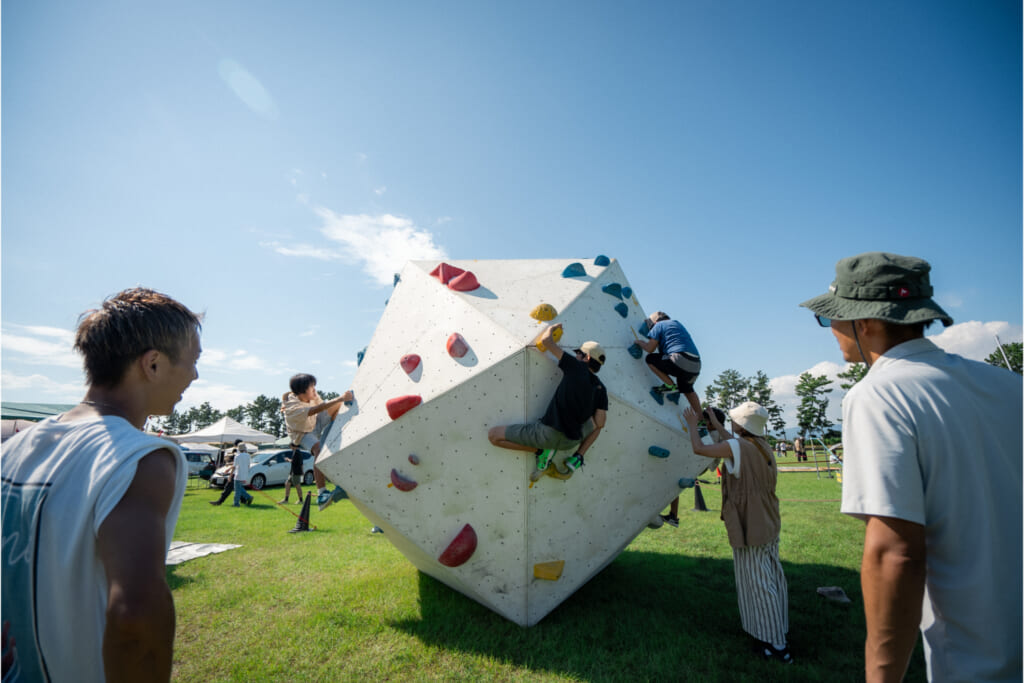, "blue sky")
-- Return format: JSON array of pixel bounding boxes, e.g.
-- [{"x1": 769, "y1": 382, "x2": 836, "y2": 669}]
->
[{"x1": 3, "y1": 1, "x2": 1021, "y2": 429}]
